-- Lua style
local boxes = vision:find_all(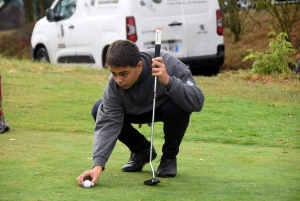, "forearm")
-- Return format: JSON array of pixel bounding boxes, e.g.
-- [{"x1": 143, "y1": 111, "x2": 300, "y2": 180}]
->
[{"x1": 92, "y1": 100, "x2": 123, "y2": 169}]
